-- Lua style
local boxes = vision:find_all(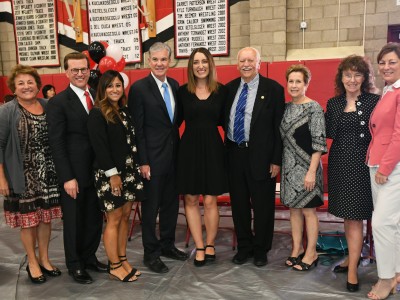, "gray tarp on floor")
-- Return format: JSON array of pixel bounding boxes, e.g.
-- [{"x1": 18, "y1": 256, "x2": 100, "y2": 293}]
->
[{"x1": 0, "y1": 199, "x2": 393, "y2": 300}]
